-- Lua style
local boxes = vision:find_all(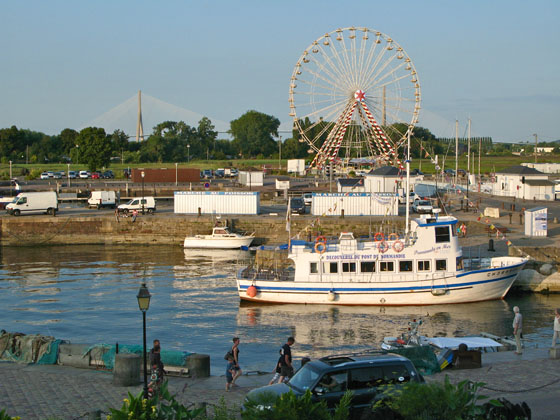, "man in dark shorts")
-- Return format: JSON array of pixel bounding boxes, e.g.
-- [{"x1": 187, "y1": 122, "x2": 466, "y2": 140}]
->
[{"x1": 277, "y1": 336, "x2": 295, "y2": 383}]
